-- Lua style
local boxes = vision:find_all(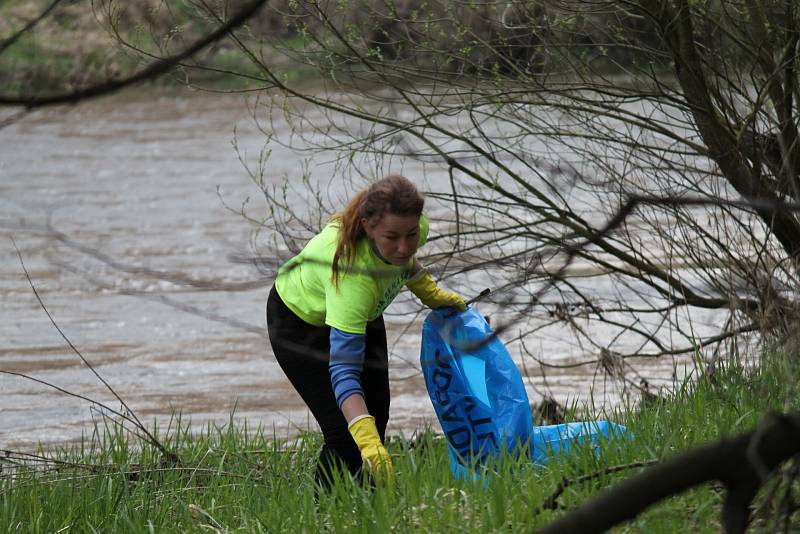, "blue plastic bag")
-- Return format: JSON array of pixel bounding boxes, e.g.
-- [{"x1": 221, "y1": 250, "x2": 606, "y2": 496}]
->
[
  {"x1": 420, "y1": 306, "x2": 533, "y2": 479},
  {"x1": 421, "y1": 307, "x2": 631, "y2": 480},
  {"x1": 530, "y1": 421, "x2": 630, "y2": 465}
]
